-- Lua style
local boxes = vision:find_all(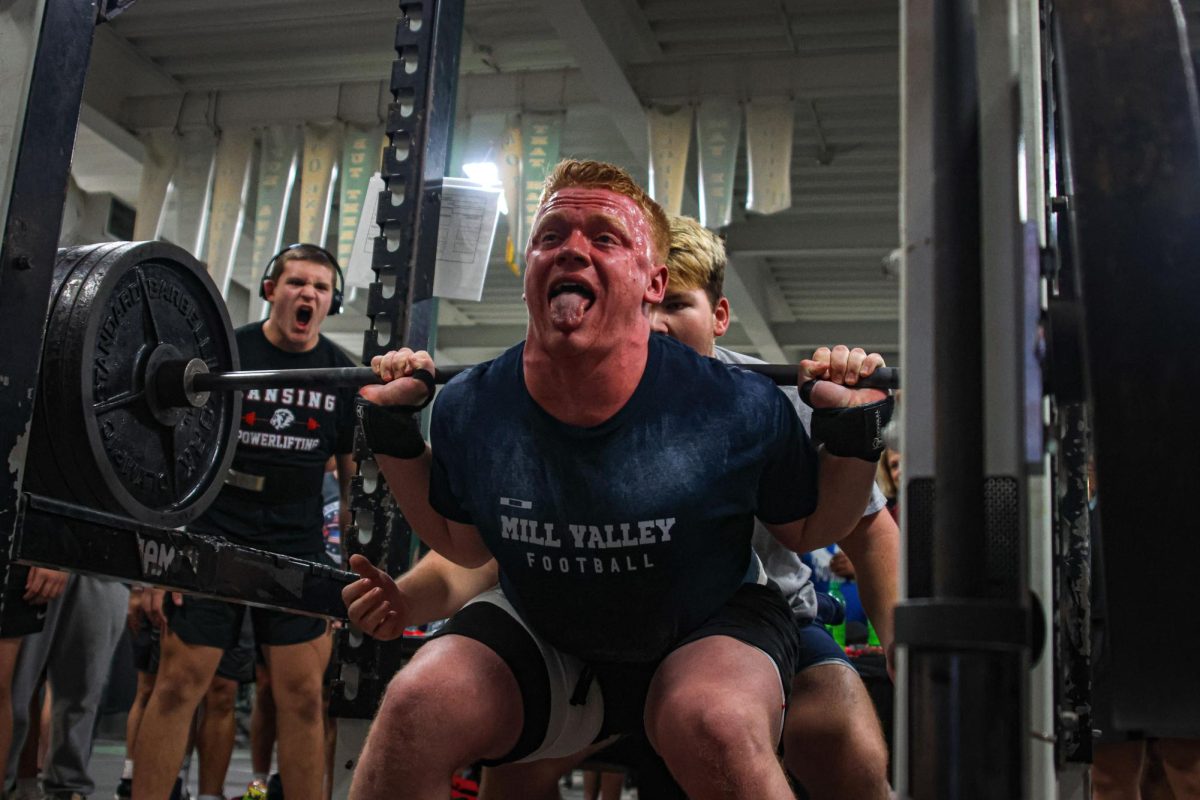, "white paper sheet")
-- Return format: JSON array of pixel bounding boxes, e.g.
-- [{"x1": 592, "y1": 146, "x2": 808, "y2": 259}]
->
[{"x1": 344, "y1": 174, "x2": 500, "y2": 303}]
